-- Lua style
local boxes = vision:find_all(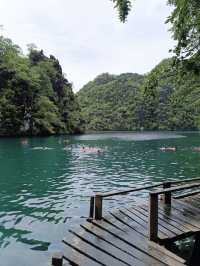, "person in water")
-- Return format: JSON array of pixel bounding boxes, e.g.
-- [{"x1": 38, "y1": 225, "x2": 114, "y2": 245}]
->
[
  {"x1": 160, "y1": 147, "x2": 177, "y2": 152},
  {"x1": 81, "y1": 146, "x2": 103, "y2": 153},
  {"x1": 193, "y1": 147, "x2": 200, "y2": 152}
]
